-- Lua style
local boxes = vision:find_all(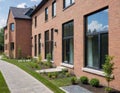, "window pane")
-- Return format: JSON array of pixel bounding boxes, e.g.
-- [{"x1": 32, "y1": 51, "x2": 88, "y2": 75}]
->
[
  {"x1": 87, "y1": 9, "x2": 108, "y2": 33},
  {"x1": 52, "y1": 1, "x2": 56, "y2": 17},
  {"x1": 87, "y1": 35, "x2": 99, "y2": 69},
  {"x1": 100, "y1": 34, "x2": 108, "y2": 68},
  {"x1": 10, "y1": 23, "x2": 14, "y2": 31}
]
